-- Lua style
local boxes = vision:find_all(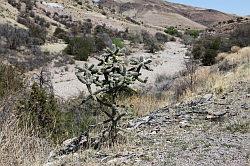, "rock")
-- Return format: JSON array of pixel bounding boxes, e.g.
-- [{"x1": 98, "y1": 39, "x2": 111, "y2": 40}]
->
[
  {"x1": 231, "y1": 46, "x2": 241, "y2": 53},
  {"x1": 200, "y1": 94, "x2": 213, "y2": 104},
  {"x1": 179, "y1": 120, "x2": 191, "y2": 128},
  {"x1": 241, "y1": 103, "x2": 249, "y2": 110},
  {"x1": 54, "y1": 133, "x2": 88, "y2": 157},
  {"x1": 128, "y1": 115, "x2": 154, "y2": 129},
  {"x1": 206, "y1": 111, "x2": 227, "y2": 120}
]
